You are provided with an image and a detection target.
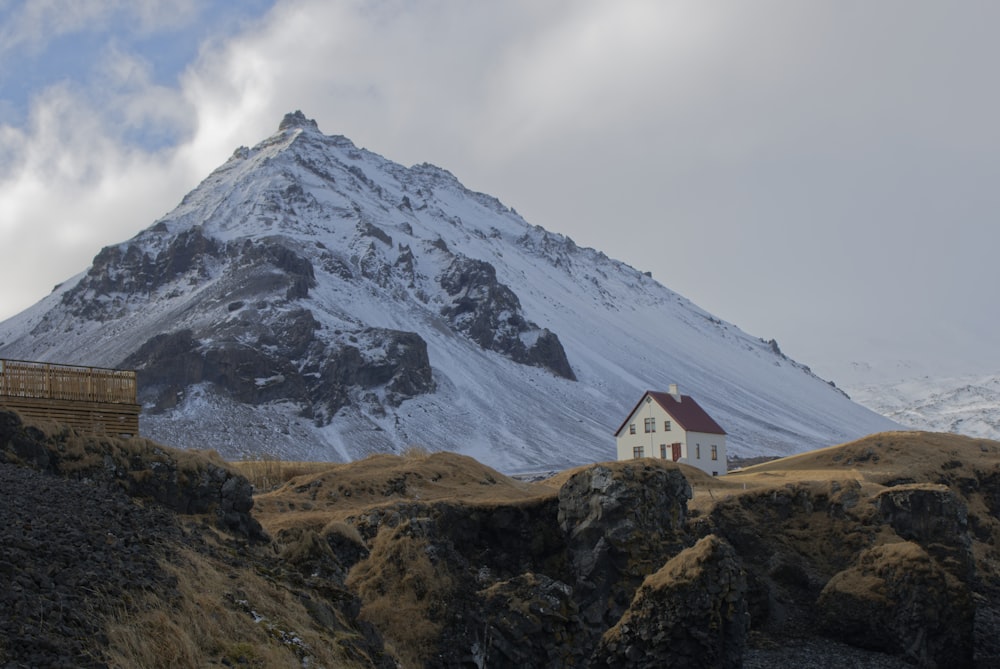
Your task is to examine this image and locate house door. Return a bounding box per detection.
[671,443,682,462]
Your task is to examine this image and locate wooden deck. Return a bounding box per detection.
[0,359,140,437]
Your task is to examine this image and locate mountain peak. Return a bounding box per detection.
[0,117,899,470]
[278,110,320,132]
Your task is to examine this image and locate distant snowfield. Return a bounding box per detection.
[845,372,1000,442]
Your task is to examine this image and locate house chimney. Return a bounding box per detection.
[669,383,681,402]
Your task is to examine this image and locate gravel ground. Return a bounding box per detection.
[0,463,180,669]
[744,635,915,669]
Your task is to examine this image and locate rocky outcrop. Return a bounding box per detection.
[0,409,264,540]
[558,461,692,633]
[818,541,974,667]
[704,479,881,638]
[808,483,978,667]
[874,484,974,580]
[698,464,993,668]
[5,422,1000,668]
[472,572,581,667]
[591,535,749,669]
[279,109,321,132]
[438,254,575,380]
[331,460,696,667]
[124,320,435,419]
[57,226,222,321]
[228,237,318,300]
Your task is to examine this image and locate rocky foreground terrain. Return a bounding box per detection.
[2,408,1000,668]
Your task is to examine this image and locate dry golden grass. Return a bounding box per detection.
[4,413,242,492]
[248,449,556,536]
[231,457,336,492]
[729,431,1000,481]
[696,431,1000,503]
[644,534,720,588]
[103,542,376,669]
[346,520,455,668]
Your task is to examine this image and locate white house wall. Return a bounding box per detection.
[685,431,727,476]
[614,398,727,475]
[614,400,687,460]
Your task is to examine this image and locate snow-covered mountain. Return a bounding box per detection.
[846,373,1000,441]
[0,111,898,471]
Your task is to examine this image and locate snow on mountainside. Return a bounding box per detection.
[0,111,898,471]
[846,373,1000,441]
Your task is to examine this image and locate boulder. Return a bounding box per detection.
[818,541,974,667]
[557,461,692,632]
[591,534,749,669]
[874,483,974,581]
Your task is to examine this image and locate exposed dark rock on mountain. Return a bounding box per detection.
[57,226,223,321]
[438,253,575,380]
[124,318,434,420]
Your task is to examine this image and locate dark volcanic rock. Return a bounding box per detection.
[474,572,581,668]
[818,541,974,668]
[0,409,265,541]
[438,254,575,380]
[0,462,178,669]
[58,226,222,320]
[229,237,318,300]
[279,109,320,131]
[557,462,692,634]
[591,535,749,669]
[874,483,974,580]
[124,318,435,418]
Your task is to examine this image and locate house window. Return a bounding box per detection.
[664,420,672,431]
[629,423,636,435]
[696,444,701,459]
[659,444,667,459]
[633,446,644,459]
[711,445,718,460]
[712,471,718,477]
[644,417,656,433]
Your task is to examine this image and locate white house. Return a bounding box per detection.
[613,385,728,476]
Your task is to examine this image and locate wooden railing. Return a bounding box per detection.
[0,359,137,405]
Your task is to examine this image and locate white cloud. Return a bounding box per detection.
[1,0,1000,381]
[0,0,199,54]
[0,82,193,313]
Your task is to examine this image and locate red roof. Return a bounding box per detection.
[614,390,726,436]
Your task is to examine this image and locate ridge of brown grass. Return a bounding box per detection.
[246,449,556,535]
[728,431,1000,484]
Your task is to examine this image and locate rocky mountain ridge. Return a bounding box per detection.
[0,111,897,469]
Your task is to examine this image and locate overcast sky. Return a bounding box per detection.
[1,0,997,385]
